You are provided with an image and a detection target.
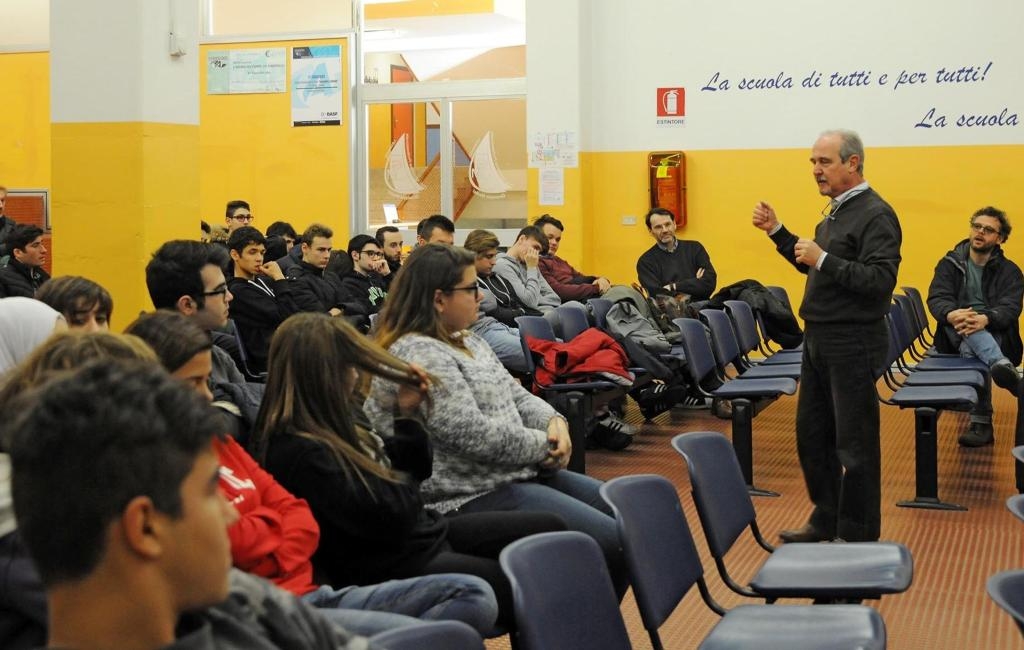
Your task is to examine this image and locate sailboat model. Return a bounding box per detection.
[384,134,424,198]
[468,131,511,198]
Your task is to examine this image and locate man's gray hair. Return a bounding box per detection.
[821,129,864,173]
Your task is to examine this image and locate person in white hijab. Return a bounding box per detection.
[0,297,65,545]
[0,297,66,375]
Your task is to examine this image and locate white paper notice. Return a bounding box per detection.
[539,168,564,206]
[291,45,342,126]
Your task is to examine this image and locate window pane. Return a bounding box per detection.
[453,98,526,230]
[367,100,439,228]
[364,45,523,84]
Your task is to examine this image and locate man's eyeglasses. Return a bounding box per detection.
[360,250,384,259]
[970,222,1000,236]
[230,214,254,223]
[202,285,229,298]
[445,284,480,297]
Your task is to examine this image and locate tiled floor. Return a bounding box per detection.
[487,383,1023,649]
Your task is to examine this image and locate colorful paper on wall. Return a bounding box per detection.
[291,45,342,127]
[539,167,564,205]
[207,48,286,94]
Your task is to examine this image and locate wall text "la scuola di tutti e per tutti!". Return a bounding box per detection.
[699,62,1017,129]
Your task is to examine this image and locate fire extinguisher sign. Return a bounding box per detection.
[656,87,686,127]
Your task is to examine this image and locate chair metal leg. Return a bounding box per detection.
[1016,391,1024,494]
[730,398,779,497]
[561,391,589,474]
[897,407,967,511]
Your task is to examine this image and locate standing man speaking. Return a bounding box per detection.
[751,130,902,543]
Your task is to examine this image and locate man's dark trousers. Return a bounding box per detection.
[797,319,888,542]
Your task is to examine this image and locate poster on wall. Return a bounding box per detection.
[539,168,564,205]
[207,48,286,94]
[291,45,343,127]
[529,130,578,168]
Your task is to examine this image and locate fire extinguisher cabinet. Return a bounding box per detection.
[648,151,686,227]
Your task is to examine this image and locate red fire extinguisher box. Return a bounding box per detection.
[648,151,686,227]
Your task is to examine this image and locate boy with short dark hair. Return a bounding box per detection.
[4,359,369,649]
[0,224,49,298]
[226,226,303,374]
[339,234,389,322]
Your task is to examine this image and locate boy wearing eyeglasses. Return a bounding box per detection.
[339,234,389,327]
[225,199,253,234]
[927,206,1023,447]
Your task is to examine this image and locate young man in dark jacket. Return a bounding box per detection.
[927,206,1023,446]
[0,224,49,298]
[339,234,389,320]
[226,227,304,374]
[285,223,346,317]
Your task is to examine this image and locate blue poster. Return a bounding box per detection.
[291,45,342,127]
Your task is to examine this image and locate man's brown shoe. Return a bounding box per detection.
[778,523,831,543]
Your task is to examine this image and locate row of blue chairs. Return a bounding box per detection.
[515,300,665,471]
[879,292,986,511]
[985,446,1024,640]
[500,432,913,650]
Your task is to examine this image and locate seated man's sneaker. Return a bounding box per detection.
[958,421,995,448]
[634,382,687,420]
[588,413,635,451]
[676,395,712,410]
[989,358,1021,396]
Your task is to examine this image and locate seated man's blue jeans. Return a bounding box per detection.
[959,329,1006,422]
[302,573,498,637]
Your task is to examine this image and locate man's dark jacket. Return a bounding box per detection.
[0,259,49,298]
[927,238,1023,365]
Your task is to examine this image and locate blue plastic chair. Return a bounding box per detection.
[1006,494,1024,524]
[516,315,628,471]
[556,302,591,340]
[724,300,802,365]
[674,317,796,496]
[499,531,631,650]
[371,620,484,650]
[600,474,887,650]
[901,286,937,345]
[672,431,914,602]
[987,570,1024,638]
[879,305,980,511]
[700,309,800,380]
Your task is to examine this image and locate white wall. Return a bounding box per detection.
[51,0,199,124]
[576,0,1024,150]
[0,0,48,50]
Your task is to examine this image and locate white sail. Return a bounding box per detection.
[468,131,511,198]
[384,134,424,197]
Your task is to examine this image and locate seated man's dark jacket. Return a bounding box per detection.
[927,238,1024,364]
[0,531,45,650]
[636,239,717,300]
[338,270,388,317]
[479,273,537,325]
[0,260,49,298]
[382,258,401,290]
[286,261,346,314]
[0,217,16,260]
[226,275,304,373]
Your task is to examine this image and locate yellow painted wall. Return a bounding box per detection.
[199,38,350,241]
[52,122,198,327]
[539,145,1024,323]
[0,52,50,188]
